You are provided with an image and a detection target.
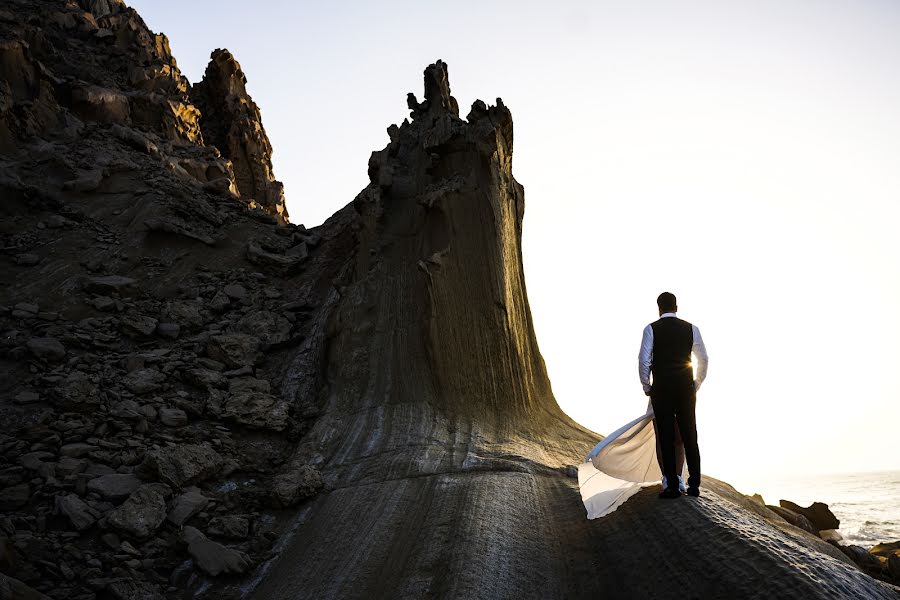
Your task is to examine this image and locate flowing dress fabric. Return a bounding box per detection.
[578,401,661,519]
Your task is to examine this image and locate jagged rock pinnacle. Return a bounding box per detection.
[192,49,288,224]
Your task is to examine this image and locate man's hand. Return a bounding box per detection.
[643,384,652,396]
[693,380,701,393]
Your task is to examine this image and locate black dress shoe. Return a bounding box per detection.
[658,487,682,499]
[686,487,700,497]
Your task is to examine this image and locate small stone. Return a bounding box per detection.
[183,526,250,576]
[185,368,228,390]
[167,488,208,526]
[122,368,165,394]
[26,337,66,361]
[207,334,261,369]
[100,532,120,549]
[222,284,247,300]
[55,494,96,531]
[209,291,230,312]
[87,473,143,502]
[110,399,142,419]
[55,457,87,478]
[92,296,117,312]
[13,391,40,404]
[207,515,249,540]
[46,214,68,228]
[159,408,188,427]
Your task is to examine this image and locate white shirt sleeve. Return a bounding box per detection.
[638,324,653,393]
[691,324,709,392]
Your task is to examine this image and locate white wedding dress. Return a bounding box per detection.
[578,400,685,519]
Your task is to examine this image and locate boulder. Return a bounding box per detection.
[222,284,247,300]
[207,334,261,369]
[141,444,223,488]
[166,488,208,526]
[207,515,249,540]
[122,368,165,394]
[120,314,159,338]
[87,473,143,502]
[106,483,170,539]
[840,545,882,572]
[236,310,292,348]
[889,554,900,581]
[53,371,100,410]
[767,505,818,535]
[271,465,323,508]
[54,494,96,530]
[182,526,251,576]
[778,500,840,531]
[25,337,66,361]
[819,529,843,544]
[185,368,229,390]
[870,541,900,557]
[222,391,288,431]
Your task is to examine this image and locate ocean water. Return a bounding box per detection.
[731,470,900,548]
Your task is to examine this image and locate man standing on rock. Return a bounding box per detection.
[639,292,709,499]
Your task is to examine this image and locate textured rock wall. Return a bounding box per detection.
[192,49,288,224]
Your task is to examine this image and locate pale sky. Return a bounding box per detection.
[130,0,900,489]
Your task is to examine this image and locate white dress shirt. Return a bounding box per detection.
[638,312,708,394]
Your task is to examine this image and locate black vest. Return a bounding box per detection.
[650,316,694,389]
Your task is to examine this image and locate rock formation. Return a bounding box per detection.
[192,49,288,224]
[1,1,898,599]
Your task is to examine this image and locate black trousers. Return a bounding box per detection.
[651,384,700,490]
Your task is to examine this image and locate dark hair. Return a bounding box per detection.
[657,292,677,312]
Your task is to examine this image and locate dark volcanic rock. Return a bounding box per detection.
[183,526,251,576]
[106,483,170,539]
[141,444,223,488]
[193,49,288,223]
[87,473,143,502]
[1,2,897,596]
[779,500,841,531]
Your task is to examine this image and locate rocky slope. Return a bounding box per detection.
[0,1,898,599]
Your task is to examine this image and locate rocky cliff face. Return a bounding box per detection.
[192,49,288,224]
[1,2,898,600]
[0,0,285,224]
